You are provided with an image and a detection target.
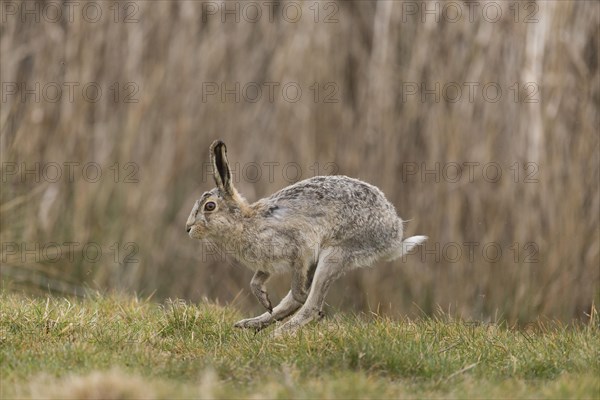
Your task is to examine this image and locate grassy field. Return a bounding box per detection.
[1,293,598,399]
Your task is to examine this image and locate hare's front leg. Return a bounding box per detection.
[249,270,272,312]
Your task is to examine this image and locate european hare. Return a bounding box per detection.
[187,140,427,336]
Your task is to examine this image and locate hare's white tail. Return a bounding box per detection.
[386,235,428,261]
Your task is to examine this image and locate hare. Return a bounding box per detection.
[186,140,427,336]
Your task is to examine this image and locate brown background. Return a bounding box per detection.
[1,0,598,323]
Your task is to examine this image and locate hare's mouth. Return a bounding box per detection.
[187,225,205,240]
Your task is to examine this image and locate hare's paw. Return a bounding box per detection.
[250,271,273,313]
[234,315,272,331]
[257,290,273,313]
[272,308,322,338]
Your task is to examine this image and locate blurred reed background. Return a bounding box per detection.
[1,0,598,323]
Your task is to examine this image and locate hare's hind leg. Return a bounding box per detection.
[234,291,302,330]
[273,248,345,337]
[234,263,317,331]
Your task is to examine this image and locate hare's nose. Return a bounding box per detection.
[186,223,192,233]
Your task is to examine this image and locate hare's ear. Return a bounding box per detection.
[210,140,234,196]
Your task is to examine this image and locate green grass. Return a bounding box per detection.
[1,293,598,399]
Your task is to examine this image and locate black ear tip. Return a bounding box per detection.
[210,139,227,153]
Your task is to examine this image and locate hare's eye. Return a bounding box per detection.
[204,201,216,212]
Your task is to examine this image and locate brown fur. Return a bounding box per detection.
[187,140,426,335]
